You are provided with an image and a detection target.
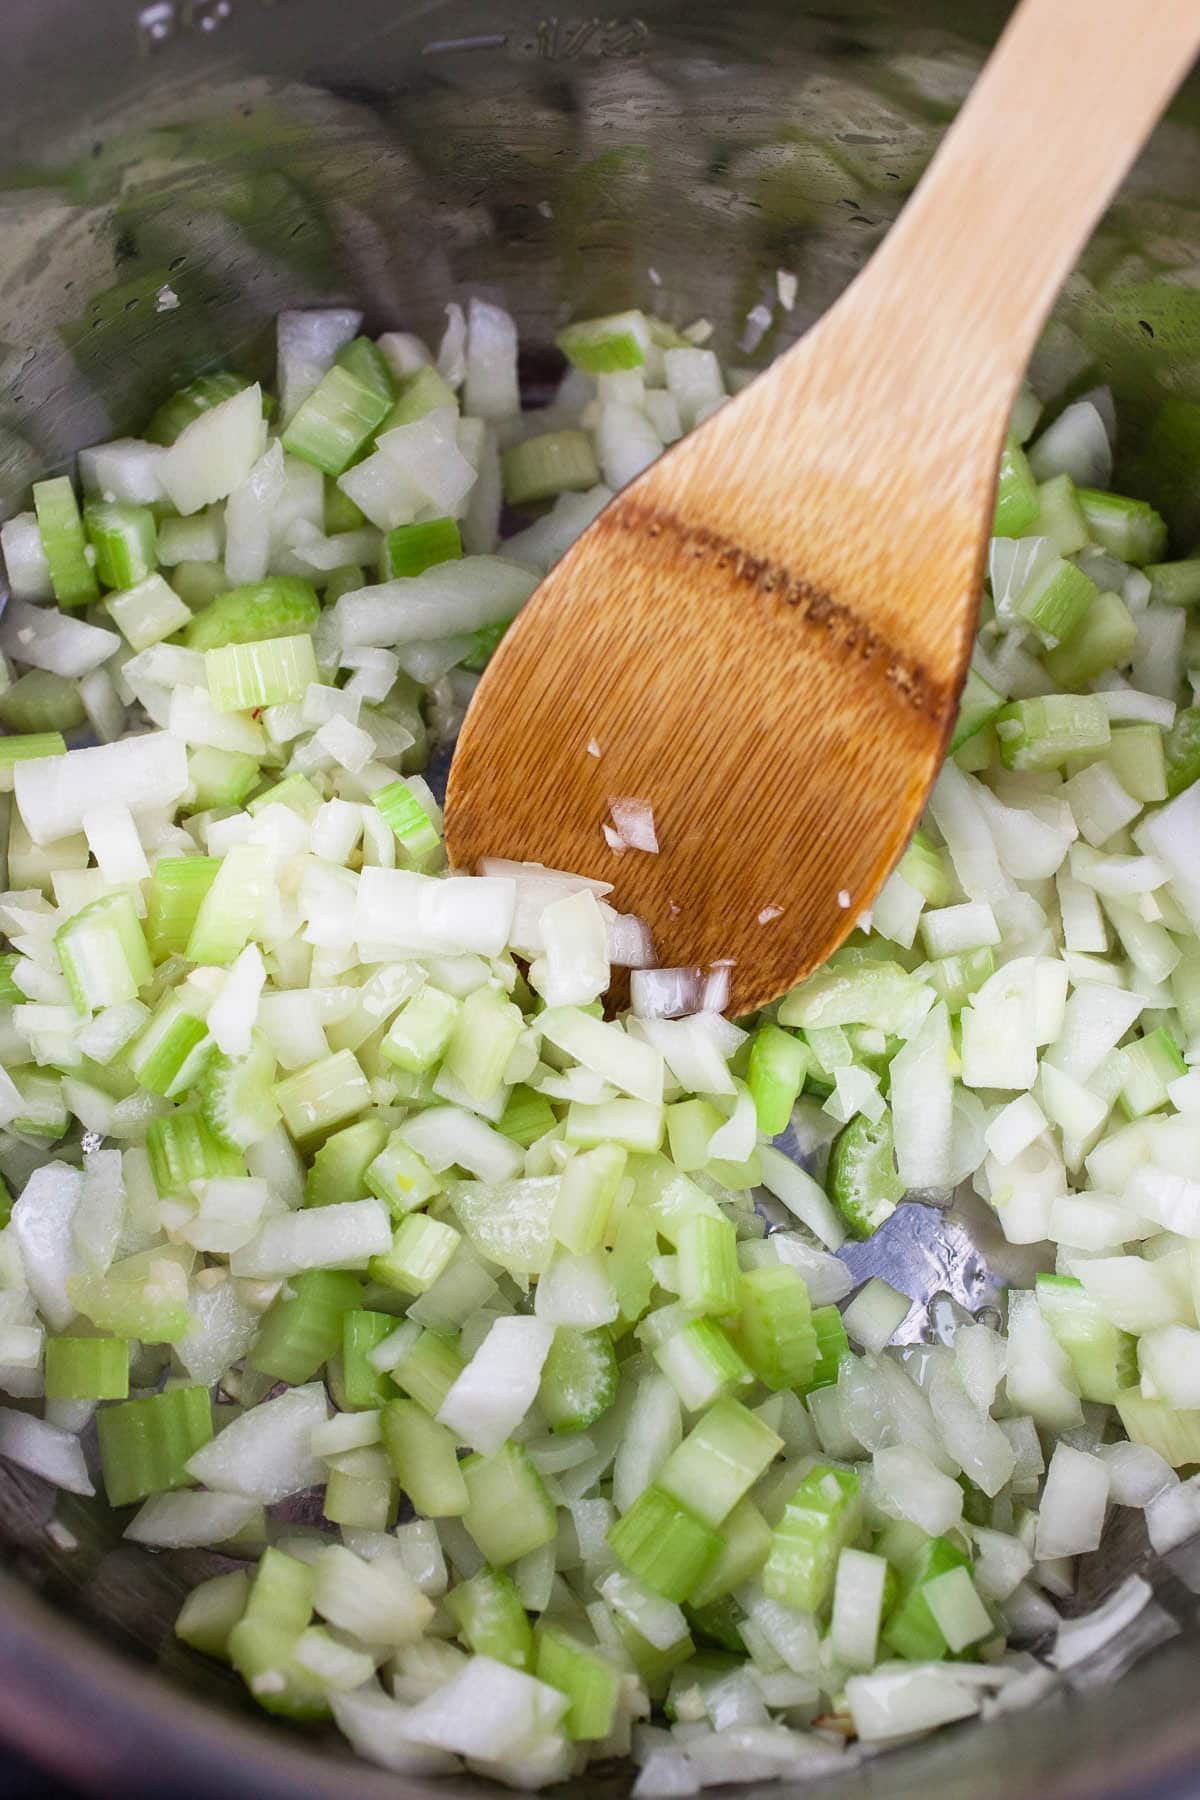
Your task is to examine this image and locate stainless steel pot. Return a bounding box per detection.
[2,2,1200,1793]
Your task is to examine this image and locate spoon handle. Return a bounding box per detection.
[831,0,1200,417]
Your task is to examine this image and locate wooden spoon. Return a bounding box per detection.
[447,0,1200,1015]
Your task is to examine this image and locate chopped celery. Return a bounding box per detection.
[1163,705,1200,796]
[206,634,318,712]
[0,671,85,733]
[445,1568,533,1670]
[341,1309,399,1410]
[147,857,221,960]
[249,1270,363,1384]
[538,1326,619,1432]
[44,1336,129,1401]
[33,476,99,607]
[501,431,600,506]
[826,1110,905,1239]
[1043,590,1137,688]
[184,578,320,650]
[1077,488,1167,564]
[55,892,153,1011]
[307,1118,390,1208]
[84,501,157,589]
[992,438,1039,536]
[745,1024,809,1136]
[536,1624,620,1740]
[378,517,462,580]
[372,780,444,870]
[1036,1273,1137,1403]
[461,1441,557,1565]
[282,365,391,476]
[608,1486,724,1603]
[381,1397,469,1516]
[763,1465,861,1613]
[369,1212,460,1296]
[995,694,1110,769]
[96,1386,213,1506]
[735,1267,817,1391]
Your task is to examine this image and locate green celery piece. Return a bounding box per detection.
[677,1212,740,1317]
[607,1485,724,1603]
[147,1112,246,1197]
[341,1309,398,1410]
[33,474,100,609]
[306,1117,390,1208]
[538,1327,619,1433]
[1107,724,1167,804]
[146,371,250,446]
[992,438,1039,536]
[84,501,157,589]
[186,746,262,812]
[501,431,600,506]
[1145,558,1200,608]
[763,1465,861,1613]
[0,673,85,734]
[382,365,457,428]
[1117,1027,1186,1120]
[380,1398,469,1517]
[96,1386,213,1506]
[461,1441,558,1566]
[1043,590,1137,689]
[882,1534,973,1661]
[687,1499,773,1607]
[146,857,221,960]
[175,1569,250,1662]
[1036,1273,1137,1403]
[657,1398,783,1530]
[55,891,153,1012]
[826,1110,905,1239]
[1115,1387,1200,1468]
[249,1269,363,1384]
[1163,706,1200,797]
[1028,473,1088,556]
[735,1266,817,1390]
[325,478,367,534]
[199,1034,280,1152]
[1076,487,1167,564]
[746,1023,809,1137]
[282,364,391,476]
[535,1624,620,1741]
[498,1085,557,1148]
[372,780,443,871]
[184,578,320,650]
[228,1549,328,1721]
[994,694,1109,770]
[445,1568,533,1670]
[0,734,67,779]
[556,311,648,373]
[378,517,462,581]
[369,1213,460,1297]
[805,1305,850,1392]
[897,827,952,905]
[67,1245,194,1343]
[246,772,323,819]
[205,634,318,711]
[365,1131,442,1216]
[44,1336,129,1400]
[391,1328,464,1415]
[926,945,995,1013]
[334,335,397,402]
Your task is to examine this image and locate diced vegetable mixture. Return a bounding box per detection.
[0,296,1198,1790]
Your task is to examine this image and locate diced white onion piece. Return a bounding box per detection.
[276,308,362,422]
[336,557,538,648]
[0,1409,94,1495]
[0,597,120,679]
[160,383,268,515]
[437,1316,554,1455]
[230,1201,392,1278]
[15,733,188,846]
[186,1381,329,1501]
[125,1490,261,1548]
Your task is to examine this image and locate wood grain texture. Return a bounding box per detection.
[447,0,1200,1014]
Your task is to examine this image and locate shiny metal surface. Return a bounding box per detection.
[2,0,1200,1793]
